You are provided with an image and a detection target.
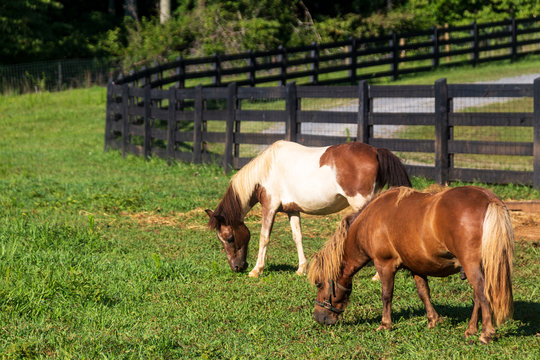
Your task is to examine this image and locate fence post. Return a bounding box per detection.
[533,77,540,190]
[167,87,176,164]
[434,78,449,185]
[224,82,237,173]
[175,56,185,88]
[357,80,370,144]
[310,42,319,85]
[510,17,517,61]
[151,61,159,85]
[57,62,62,91]
[247,50,256,86]
[143,85,152,159]
[193,84,203,163]
[349,37,358,84]
[391,32,399,81]
[285,82,298,142]
[431,26,439,69]
[213,53,221,87]
[104,79,113,151]
[278,45,287,86]
[121,84,129,158]
[471,22,479,66]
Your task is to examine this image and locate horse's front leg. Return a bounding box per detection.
[375,262,396,331]
[288,212,307,275]
[248,208,276,278]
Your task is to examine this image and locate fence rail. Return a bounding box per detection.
[0,58,114,93]
[104,78,540,189]
[113,16,540,89]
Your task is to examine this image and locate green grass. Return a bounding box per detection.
[0,59,539,358]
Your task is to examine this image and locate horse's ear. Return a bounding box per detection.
[205,209,225,225]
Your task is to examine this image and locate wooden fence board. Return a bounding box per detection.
[449,140,532,155]
[449,112,533,126]
[298,111,357,124]
[450,168,532,185]
[370,113,434,126]
[235,110,285,122]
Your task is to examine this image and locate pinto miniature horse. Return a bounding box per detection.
[206,140,411,278]
[308,186,514,344]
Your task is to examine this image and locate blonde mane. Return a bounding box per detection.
[395,184,449,206]
[230,142,279,211]
[308,214,357,285]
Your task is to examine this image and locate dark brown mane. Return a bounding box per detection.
[207,185,244,229]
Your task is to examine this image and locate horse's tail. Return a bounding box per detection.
[308,213,358,285]
[376,148,412,189]
[482,201,514,326]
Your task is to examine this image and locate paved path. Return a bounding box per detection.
[263,73,540,138]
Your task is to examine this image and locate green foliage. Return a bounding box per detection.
[3,0,540,68]
[0,0,119,64]
[108,0,540,70]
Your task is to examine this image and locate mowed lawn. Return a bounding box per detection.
[0,73,539,358]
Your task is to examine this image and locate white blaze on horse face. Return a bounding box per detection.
[216,226,234,262]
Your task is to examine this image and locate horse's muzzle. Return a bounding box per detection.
[313,310,338,326]
[230,261,248,272]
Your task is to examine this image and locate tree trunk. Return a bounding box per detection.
[108,0,115,15]
[160,0,171,23]
[125,0,137,19]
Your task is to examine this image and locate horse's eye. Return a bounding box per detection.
[315,282,322,289]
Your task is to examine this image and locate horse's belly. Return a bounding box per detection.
[293,195,350,215]
[402,254,462,277]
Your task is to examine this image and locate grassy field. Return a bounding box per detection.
[0,60,539,359]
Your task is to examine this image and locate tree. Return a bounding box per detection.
[160,0,171,23]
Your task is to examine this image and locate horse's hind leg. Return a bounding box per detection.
[288,212,307,275]
[412,274,440,328]
[463,265,496,344]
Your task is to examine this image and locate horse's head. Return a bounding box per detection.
[313,279,352,325]
[205,209,250,272]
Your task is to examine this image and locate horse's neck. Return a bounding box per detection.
[341,223,371,281]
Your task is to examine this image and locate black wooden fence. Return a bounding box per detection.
[113,17,540,88]
[104,78,540,189]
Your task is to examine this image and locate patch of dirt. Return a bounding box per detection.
[505,201,540,241]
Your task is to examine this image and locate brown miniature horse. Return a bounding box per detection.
[206,140,411,277]
[308,186,514,344]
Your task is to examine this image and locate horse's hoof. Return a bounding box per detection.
[248,270,259,278]
[464,327,477,338]
[479,334,492,344]
[371,272,380,281]
[296,264,307,275]
[376,324,391,331]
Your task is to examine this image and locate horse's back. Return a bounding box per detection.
[358,186,495,276]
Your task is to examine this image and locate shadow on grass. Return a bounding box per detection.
[343,301,539,337]
[266,264,298,273]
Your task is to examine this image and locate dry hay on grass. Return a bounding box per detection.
[116,201,540,242]
[121,208,208,230]
[505,201,540,242]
